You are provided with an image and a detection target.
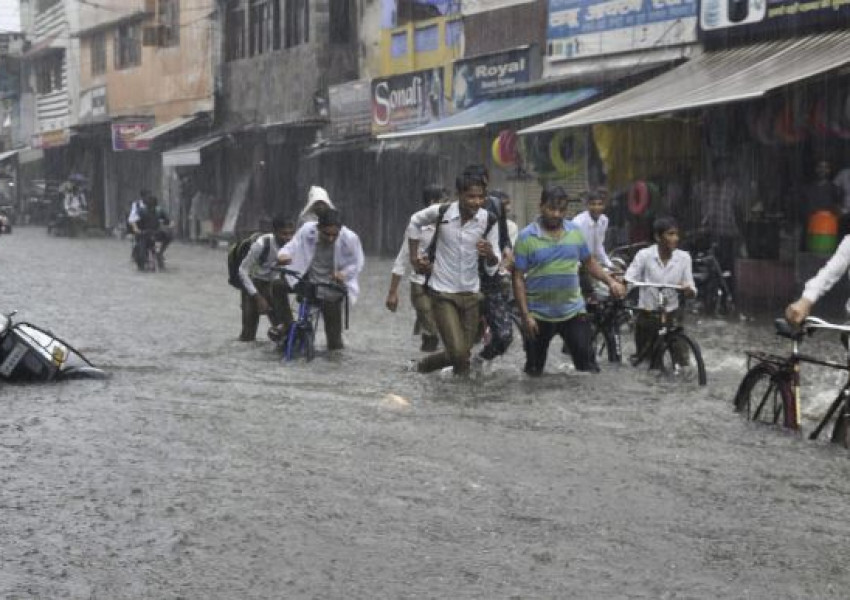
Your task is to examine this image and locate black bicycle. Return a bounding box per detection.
[733,316,850,447]
[627,281,707,385]
[274,268,348,362]
[588,297,633,363]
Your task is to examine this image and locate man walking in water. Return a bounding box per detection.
[407,171,500,375]
[513,185,625,376]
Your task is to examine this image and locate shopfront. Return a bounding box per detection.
[522,24,850,316]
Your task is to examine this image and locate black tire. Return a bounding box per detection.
[289,324,315,361]
[734,363,795,427]
[591,322,622,363]
[653,332,707,385]
[830,404,850,448]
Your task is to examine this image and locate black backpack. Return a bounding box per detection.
[227,232,272,291]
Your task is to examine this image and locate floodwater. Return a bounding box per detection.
[1,227,849,599]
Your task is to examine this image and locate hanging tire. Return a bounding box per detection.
[548,129,585,179]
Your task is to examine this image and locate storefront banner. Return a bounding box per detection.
[452,47,533,110]
[31,129,69,149]
[461,0,536,14]
[547,0,698,61]
[111,121,153,151]
[372,68,446,135]
[700,0,850,36]
[329,80,373,139]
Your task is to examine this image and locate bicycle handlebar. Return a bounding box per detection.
[775,316,850,341]
[625,280,685,291]
[272,266,349,296]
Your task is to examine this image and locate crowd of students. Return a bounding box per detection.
[235,166,706,376]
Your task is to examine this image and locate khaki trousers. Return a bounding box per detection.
[417,291,481,375]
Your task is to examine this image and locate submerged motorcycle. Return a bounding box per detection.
[0,311,108,381]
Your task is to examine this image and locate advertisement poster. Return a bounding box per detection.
[700,0,850,36]
[461,0,536,14]
[547,0,698,61]
[329,80,373,139]
[111,121,153,151]
[372,67,446,135]
[452,47,533,110]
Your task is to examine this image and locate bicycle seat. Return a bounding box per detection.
[774,318,798,339]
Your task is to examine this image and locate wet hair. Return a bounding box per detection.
[422,184,448,207]
[540,185,569,207]
[461,164,490,185]
[272,214,295,231]
[455,171,487,193]
[587,188,607,203]
[318,208,343,228]
[653,216,679,239]
[140,188,151,199]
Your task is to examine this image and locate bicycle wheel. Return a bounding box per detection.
[733,363,794,427]
[287,324,314,361]
[653,332,707,385]
[591,322,622,363]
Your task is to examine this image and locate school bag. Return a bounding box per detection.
[227,232,272,291]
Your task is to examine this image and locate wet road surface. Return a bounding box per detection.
[1,227,849,599]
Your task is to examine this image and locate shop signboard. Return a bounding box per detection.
[329,80,372,139]
[111,120,153,151]
[547,0,699,61]
[700,0,850,37]
[31,128,69,149]
[452,47,534,111]
[371,67,446,135]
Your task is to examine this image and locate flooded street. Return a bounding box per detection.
[2,227,850,599]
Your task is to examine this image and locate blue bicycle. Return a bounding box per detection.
[274,268,348,362]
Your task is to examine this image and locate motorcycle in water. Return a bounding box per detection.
[0,311,108,381]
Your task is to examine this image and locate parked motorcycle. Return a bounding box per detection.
[692,243,735,317]
[0,311,108,381]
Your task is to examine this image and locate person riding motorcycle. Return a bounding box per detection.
[128,195,172,268]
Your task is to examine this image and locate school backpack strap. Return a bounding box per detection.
[423,203,451,287]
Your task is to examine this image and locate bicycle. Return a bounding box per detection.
[274,268,348,362]
[733,316,850,447]
[626,280,707,385]
[588,297,633,363]
[133,230,163,272]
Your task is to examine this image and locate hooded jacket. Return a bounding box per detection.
[298,186,337,225]
[278,221,365,304]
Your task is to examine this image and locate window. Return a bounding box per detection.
[272,0,281,50]
[414,24,438,52]
[226,5,246,61]
[249,0,269,56]
[36,53,63,94]
[284,0,309,48]
[390,31,407,58]
[36,0,60,13]
[91,32,106,75]
[114,22,141,69]
[329,0,351,44]
[158,0,181,47]
[445,18,462,47]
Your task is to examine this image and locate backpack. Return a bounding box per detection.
[227,232,272,291]
[423,204,497,286]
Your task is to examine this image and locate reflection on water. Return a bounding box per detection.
[1,228,849,599]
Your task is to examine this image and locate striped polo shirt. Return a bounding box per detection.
[514,219,590,321]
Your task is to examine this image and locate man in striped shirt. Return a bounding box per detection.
[513,185,625,376]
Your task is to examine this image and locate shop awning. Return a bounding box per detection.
[134,115,200,142]
[161,136,223,167]
[521,30,850,134]
[0,150,20,164]
[377,88,599,140]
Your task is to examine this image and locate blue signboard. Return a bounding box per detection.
[452,47,533,110]
[547,0,698,60]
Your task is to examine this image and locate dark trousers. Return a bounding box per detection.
[479,280,513,360]
[240,278,293,341]
[524,314,596,376]
[321,299,344,351]
[418,291,481,375]
[634,309,688,366]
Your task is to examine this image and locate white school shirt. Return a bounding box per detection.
[802,235,850,313]
[406,201,499,294]
[238,233,283,296]
[625,245,695,312]
[391,224,436,286]
[572,210,612,268]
